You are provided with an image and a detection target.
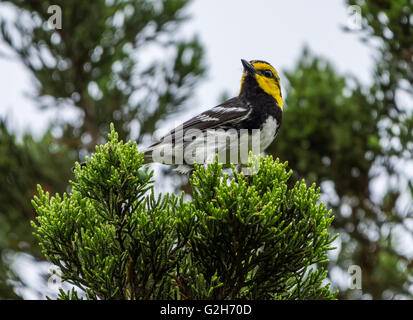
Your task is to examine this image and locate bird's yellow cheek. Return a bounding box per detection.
[256,76,283,109]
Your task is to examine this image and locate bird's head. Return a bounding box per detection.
[239,59,283,109]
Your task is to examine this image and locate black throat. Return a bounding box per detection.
[237,74,282,130]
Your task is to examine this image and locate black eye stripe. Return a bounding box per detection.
[263,69,274,78]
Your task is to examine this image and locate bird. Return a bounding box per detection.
[143,59,283,174]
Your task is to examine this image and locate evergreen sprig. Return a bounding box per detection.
[31,124,337,299]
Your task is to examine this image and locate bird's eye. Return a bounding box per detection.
[263,69,274,78]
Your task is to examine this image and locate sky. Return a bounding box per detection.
[0,0,386,298]
[0,0,375,137]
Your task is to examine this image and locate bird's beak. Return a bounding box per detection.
[241,59,256,74]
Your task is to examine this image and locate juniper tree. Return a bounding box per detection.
[31,125,337,300]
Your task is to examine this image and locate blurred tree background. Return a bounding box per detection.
[271,0,413,299]
[0,0,412,299]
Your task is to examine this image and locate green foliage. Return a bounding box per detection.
[0,121,75,248]
[273,48,381,193]
[345,1,413,299]
[31,126,337,300]
[272,48,413,299]
[269,0,413,299]
[0,0,205,298]
[0,120,76,298]
[347,0,413,158]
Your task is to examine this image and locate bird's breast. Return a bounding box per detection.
[259,116,279,151]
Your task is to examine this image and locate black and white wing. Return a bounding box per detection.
[146,97,250,149]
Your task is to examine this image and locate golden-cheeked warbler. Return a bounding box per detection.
[143,59,283,174]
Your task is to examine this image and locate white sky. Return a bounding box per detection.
[0,0,375,136]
